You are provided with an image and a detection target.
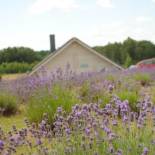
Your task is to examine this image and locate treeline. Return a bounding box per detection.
[0,37,155,74]
[0,47,50,74]
[0,47,49,64]
[94,37,155,67]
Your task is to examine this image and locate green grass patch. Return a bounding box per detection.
[117,90,139,111]
[0,113,25,132]
[133,73,151,86]
[27,84,80,123]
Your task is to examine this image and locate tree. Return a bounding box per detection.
[94,37,155,67]
[124,54,132,68]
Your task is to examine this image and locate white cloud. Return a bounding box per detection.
[136,16,153,23]
[29,0,78,14]
[152,0,155,3]
[96,0,114,8]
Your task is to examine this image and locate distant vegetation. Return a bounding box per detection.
[0,47,49,73]
[94,37,155,67]
[0,62,37,74]
[0,37,155,74]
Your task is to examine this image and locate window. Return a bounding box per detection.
[80,64,89,68]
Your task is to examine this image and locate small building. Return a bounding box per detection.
[136,58,155,69]
[30,35,123,76]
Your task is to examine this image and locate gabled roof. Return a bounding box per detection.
[30,37,124,75]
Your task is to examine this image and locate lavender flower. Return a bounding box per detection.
[141,147,149,155]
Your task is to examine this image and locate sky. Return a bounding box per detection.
[0,0,155,50]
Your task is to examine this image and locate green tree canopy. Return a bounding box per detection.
[0,47,49,64]
[94,37,155,68]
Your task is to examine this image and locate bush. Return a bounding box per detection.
[0,62,37,74]
[27,84,79,123]
[117,90,139,112]
[133,73,151,86]
[0,92,18,116]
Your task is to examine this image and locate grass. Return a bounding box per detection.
[1,73,26,80]
[27,84,80,123]
[0,105,26,131]
[0,113,25,132]
[117,90,139,111]
[133,73,151,86]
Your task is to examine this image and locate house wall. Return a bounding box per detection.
[34,42,119,75]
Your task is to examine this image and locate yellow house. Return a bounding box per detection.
[30,36,123,76]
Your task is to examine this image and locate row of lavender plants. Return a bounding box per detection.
[0,66,155,154]
[0,94,155,154]
[1,66,154,118]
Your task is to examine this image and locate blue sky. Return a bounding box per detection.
[0,0,155,50]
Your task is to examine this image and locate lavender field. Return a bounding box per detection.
[0,67,155,155]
